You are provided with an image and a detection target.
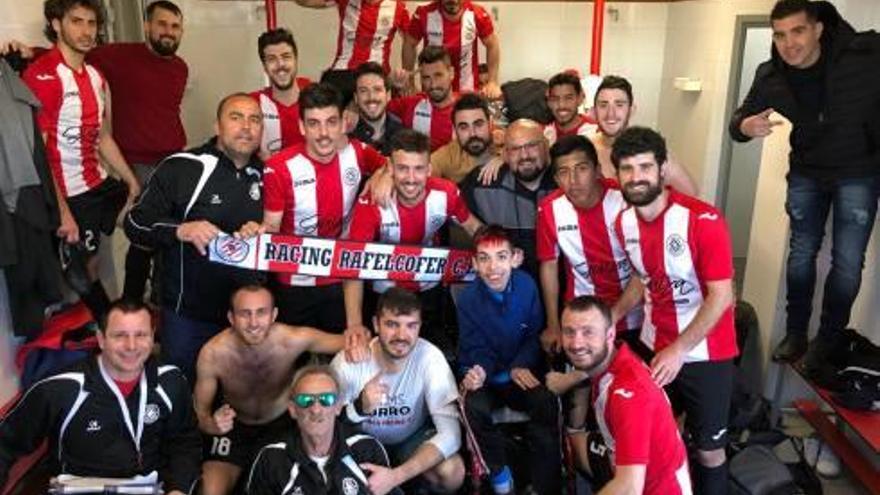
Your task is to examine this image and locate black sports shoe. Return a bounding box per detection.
[771,333,808,363]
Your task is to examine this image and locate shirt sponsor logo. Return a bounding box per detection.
[557,224,578,232]
[294,177,316,188]
[63,91,80,99]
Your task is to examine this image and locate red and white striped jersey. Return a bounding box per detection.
[331,0,410,73]
[23,47,107,198]
[592,345,693,495]
[387,94,455,151]
[407,1,494,92]
[263,140,386,286]
[543,114,598,146]
[348,177,471,292]
[536,180,641,330]
[614,190,739,362]
[249,78,311,158]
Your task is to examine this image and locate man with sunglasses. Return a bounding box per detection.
[246,365,397,494]
[332,287,465,495]
[194,284,367,495]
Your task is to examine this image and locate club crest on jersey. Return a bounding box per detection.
[214,236,250,263]
[666,234,685,257]
[144,404,161,425]
[249,182,261,201]
[344,167,360,187]
[342,478,359,495]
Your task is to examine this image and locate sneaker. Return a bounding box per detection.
[802,436,841,478]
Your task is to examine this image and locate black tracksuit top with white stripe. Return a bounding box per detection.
[246,422,403,495]
[124,139,265,324]
[0,356,201,493]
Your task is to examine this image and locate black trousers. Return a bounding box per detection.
[464,383,562,493]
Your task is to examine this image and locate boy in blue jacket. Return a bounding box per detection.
[457,225,561,494]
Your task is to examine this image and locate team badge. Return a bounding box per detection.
[344,168,360,187]
[144,404,161,425]
[249,182,261,201]
[214,236,250,263]
[342,477,359,495]
[429,215,446,230]
[666,234,685,257]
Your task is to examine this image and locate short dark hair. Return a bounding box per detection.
[320,69,357,109]
[101,298,152,334]
[472,224,513,251]
[299,82,344,119]
[550,135,599,171]
[548,71,583,95]
[44,0,105,43]
[229,283,274,311]
[562,295,612,330]
[355,62,391,91]
[595,75,633,106]
[610,126,668,170]
[390,129,431,156]
[216,92,255,120]
[258,28,298,62]
[376,287,422,318]
[453,92,490,123]
[145,0,181,20]
[418,45,452,67]
[770,0,818,22]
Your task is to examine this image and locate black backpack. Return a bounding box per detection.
[501,78,553,125]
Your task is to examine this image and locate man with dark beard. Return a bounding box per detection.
[350,62,404,156]
[461,119,557,279]
[611,127,738,495]
[86,1,188,302]
[249,28,311,158]
[388,46,457,151]
[431,92,501,184]
[561,296,692,495]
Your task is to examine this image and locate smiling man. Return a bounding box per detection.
[332,288,465,495]
[250,28,311,158]
[561,296,692,495]
[611,127,738,495]
[729,0,880,371]
[194,285,362,495]
[0,299,200,494]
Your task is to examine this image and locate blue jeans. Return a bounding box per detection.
[785,172,879,338]
[160,308,223,384]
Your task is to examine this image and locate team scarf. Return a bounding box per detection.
[208,233,476,282]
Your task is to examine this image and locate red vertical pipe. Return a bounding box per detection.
[590,0,606,75]
[265,0,277,30]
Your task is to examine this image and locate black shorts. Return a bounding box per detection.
[275,283,346,332]
[666,359,735,451]
[66,178,128,254]
[204,413,294,468]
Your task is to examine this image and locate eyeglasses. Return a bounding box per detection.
[506,140,542,155]
[292,392,338,409]
[555,162,595,181]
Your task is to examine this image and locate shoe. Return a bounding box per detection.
[803,335,837,373]
[802,436,841,478]
[772,333,808,363]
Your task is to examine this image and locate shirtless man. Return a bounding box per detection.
[194,284,366,495]
[590,75,698,196]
